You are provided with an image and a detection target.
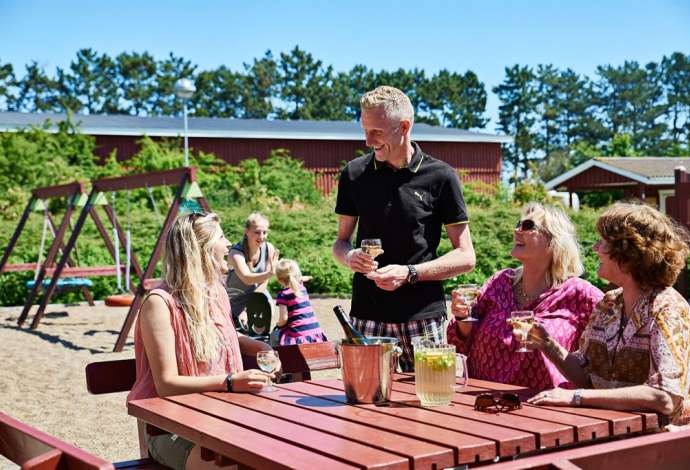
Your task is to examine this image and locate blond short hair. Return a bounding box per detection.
[513,203,584,288]
[360,86,414,124]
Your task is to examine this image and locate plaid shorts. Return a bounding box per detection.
[351,316,445,372]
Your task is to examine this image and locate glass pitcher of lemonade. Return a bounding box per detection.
[414,343,468,407]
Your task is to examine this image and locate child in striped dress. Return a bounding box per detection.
[274,259,328,345]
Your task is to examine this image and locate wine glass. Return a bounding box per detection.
[453,284,480,322]
[256,350,281,392]
[361,238,383,258]
[510,310,535,353]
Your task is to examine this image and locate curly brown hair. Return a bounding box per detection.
[596,203,690,288]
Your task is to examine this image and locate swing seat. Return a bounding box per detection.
[25,277,93,291]
[246,291,272,340]
[105,293,135,307]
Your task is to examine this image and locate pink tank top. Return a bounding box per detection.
[127,284,243,402]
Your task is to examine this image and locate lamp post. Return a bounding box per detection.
[174,78,196,167]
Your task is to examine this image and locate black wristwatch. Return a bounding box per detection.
[225,373,234,392]
[406,265,418,285]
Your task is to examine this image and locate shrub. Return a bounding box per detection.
[512,181,551,204]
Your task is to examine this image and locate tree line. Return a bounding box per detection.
[0,46,487,129]
[1,47,689,182]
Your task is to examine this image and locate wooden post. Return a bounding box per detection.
[46,212,95,306]
[0,197,34,274]
[25,195,86,328]
[19,202,78,327]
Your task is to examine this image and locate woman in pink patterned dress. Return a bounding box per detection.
[128,212,274,470]
[448,203,603,391]
[522,203,690,427]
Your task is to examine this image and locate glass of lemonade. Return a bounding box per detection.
[256,350,281,392]
[414,343,468,407]
[453,284,480,322]
[510,310,535,353]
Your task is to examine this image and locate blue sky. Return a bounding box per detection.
[1,0,689,128]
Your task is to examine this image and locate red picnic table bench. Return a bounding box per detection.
[126,373,670,469]
[0,411,114,470]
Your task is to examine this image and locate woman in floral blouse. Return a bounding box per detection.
[522,203,690,426]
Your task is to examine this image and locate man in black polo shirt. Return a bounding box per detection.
[332,85,476,371]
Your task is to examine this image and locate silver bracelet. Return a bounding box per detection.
[572,388,583,406]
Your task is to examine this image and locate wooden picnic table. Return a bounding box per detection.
[127,374,665,469]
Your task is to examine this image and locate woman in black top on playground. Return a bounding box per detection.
[225,212,279,332]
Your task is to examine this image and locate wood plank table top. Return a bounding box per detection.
[128,376,664,469]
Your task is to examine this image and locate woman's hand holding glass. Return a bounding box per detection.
[508,318,551,351]
[228,369,274,393]
[256,350,282,392]
[452,284,480,322]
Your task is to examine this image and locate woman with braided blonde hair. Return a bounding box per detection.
[128,212,273,469]
[520,203,690,427]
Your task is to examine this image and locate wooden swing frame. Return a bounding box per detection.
[16,167,209,352]
[0,182,98,306]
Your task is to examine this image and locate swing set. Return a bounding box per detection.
[0,182,98,305]
[9,167,209,352]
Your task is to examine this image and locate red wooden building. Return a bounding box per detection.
[545,157,690,212]
[0,112,511,193]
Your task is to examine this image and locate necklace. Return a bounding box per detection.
[514,280,546,308]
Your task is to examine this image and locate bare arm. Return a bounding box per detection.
[418,223,475,281]
[529,384,680,416]
[276,304,289,327]
[367,222,476,291]
[511,322,591,387]
[237,334,272,356]
[578,386,680,415]
[540,334,593,388]
[229,243,278,286]
[140,295,270,395]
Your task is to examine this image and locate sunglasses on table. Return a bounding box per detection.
[474,393,521,413]
[515,219,541,232]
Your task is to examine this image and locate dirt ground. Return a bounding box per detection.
[0,297,363,468]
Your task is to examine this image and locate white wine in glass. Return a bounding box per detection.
[361,238,383,258]
[256,350,281,392]
[510,310,535,353]
[454,284,480,322]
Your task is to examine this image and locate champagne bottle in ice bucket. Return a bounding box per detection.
[333,305,371,344]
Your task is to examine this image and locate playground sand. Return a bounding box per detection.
[0,298,358,467]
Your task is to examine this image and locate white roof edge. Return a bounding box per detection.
[545,160,597,189]
[545,159,666,189]
[648,177,675,184]
[0,124,513,144]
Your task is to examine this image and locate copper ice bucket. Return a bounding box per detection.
[339,337,402,404]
